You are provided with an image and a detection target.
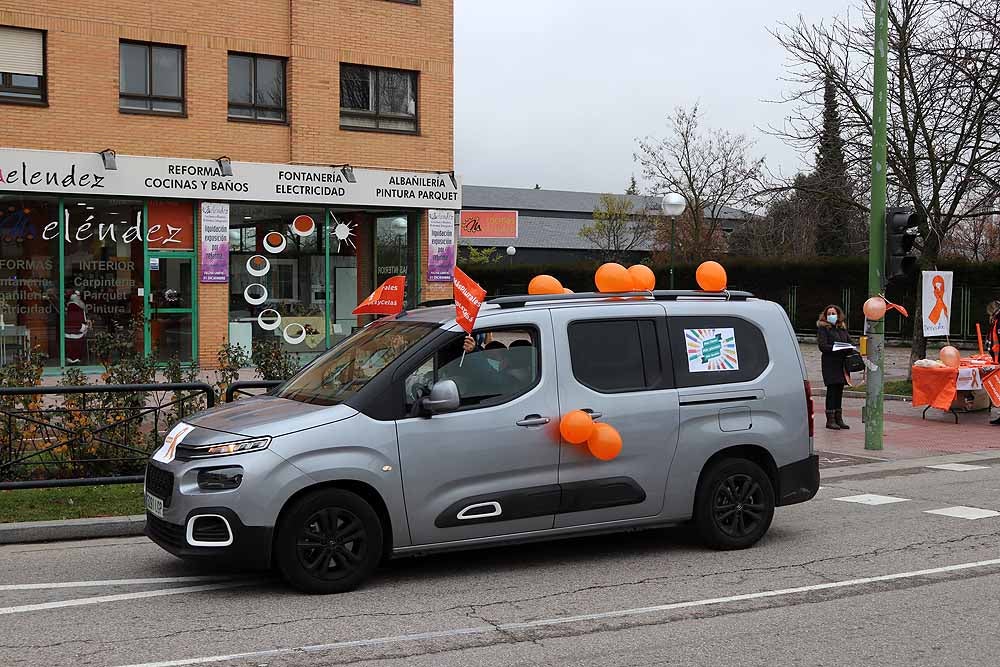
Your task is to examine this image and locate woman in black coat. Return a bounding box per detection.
[817,304,853,430]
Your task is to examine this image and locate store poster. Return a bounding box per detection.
[428,209,456,282]
[200,202,230,283]
[685,328,739,373]
[922,271,953,337]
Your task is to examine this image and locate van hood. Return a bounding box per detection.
[184,395,358,438]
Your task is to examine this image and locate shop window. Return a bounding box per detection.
[229,205,329,363]
[0,27,45,104]
[119,41,184,115]
[374,214,417,307]
[228,53,286,122]
[0,195,59,366]
[340,64,418,133]
[62,199,145,366]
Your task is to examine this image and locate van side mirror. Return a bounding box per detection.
[421,380,460,415]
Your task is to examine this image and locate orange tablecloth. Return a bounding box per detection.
[911,366,960,411]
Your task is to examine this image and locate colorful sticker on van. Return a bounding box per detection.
[685,328,739,373]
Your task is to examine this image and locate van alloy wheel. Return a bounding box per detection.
[712,473,765,539]
[296,507,368,581]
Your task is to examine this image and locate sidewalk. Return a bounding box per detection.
[815,397,1000,461]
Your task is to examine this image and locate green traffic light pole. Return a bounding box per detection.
[865,0,889,451]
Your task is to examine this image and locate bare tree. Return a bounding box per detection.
[941,213,1000,261]
[773,0,1000,363]
[579,194,655,263]
[728,174,819,257]
[636,104,765,261]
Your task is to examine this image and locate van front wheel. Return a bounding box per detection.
[694,458,774,550]
[275,488,383,594]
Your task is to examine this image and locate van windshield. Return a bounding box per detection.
[276,320,436,406]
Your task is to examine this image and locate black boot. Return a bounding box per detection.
[835,410,850,429]
[826,411,841,430]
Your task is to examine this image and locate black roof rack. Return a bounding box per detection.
[488,290,754,309]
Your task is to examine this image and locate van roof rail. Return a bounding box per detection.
[488,290,754,309]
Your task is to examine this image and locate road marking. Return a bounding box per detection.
[924,506,1000,520]
[925,463,990,472]
[0,576,232,592]
[114,557,1000,667]
[833,493,910,505]
[0,580,260,615]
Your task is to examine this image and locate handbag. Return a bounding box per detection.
[844,351,865,374]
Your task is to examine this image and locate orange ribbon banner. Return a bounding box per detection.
[353,276,406,316]
[928,274,948,324]
[983,370,1000,407]
[453,266,486,334]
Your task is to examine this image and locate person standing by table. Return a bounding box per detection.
[987,300,1000,425]
[817,304,853,430]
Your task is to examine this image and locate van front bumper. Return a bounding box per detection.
[145,507,273,570]
[776,455,820,506]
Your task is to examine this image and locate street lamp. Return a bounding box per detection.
[506,245,516,268]
[661,193,686,290]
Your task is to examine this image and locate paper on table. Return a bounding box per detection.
[833,342,857,351]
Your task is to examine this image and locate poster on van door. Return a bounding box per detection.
[685,328,739,373]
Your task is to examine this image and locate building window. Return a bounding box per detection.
[119,41,184,115]
[340,64,417,133]
[228,53,286,122]
[0,27,45,104]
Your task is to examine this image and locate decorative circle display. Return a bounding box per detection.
[263,231,287,254]
[331,216,357,252]
[291,215,316,237]
[282,322,307,345]
[257,309,281,331]
[243,283,269,306]
[246,255,270,277]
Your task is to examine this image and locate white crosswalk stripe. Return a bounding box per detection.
[925,463,991,472]
[924,506,1000,520]
[833,494,910,506]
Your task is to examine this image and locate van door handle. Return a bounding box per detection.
[516,415,550,427]
[583,409,603,420]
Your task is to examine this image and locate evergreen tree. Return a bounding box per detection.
[625,176,640,195]
[812,74,855,256]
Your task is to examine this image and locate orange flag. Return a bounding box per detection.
[353,276,406,316]
[453,266,486,334]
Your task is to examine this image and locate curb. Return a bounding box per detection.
[812,388,911,402]
[0,514,146,545]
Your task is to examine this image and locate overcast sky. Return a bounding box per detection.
[455,0,855,194]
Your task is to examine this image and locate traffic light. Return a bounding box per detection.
[885,207,922,282]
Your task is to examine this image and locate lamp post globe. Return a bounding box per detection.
[661,193,686,290]
[506,246,516,256]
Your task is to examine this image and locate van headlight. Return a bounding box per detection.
[177,437,272,460]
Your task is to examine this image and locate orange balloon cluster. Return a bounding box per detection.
[695,261,727,292]
[594,263,657,293]
[558,410,624,461]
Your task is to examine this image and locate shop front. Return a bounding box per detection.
[0,148,461,371]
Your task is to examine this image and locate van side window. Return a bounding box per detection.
[404,327,540,414]
[568,319,663,393]
[667,316,769,388]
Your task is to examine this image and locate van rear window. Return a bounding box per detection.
[668,316,769,388]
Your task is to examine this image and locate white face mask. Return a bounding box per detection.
[827,314,838,325]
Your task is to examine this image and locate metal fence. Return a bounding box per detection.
[224,380,283,403]
[0,383,214,490]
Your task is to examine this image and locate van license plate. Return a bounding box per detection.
[145,492,164,518]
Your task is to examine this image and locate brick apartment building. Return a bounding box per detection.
[0,0,459,372]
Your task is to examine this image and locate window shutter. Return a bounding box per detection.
[0,27,44,76]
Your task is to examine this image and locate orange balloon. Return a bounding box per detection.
[695,261,727,292]
[628,264,656,291]
[528,274,563,295]
[559,410,595,445]
[939,345,961,368]
[863,297,887,321]
[595,263,633,293]
[587,423,623,461]
[563,287,574,294]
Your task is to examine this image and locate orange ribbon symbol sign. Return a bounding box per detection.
[928,275,948,324]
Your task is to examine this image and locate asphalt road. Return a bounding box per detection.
[3,456,1000,667]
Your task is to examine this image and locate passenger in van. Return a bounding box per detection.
[817,305,853,430]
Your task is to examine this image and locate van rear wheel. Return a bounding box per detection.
[694,458,774,550]
[275,488,383,594]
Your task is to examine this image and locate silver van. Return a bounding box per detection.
[145,290,819,593]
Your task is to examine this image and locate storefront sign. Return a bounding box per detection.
[0,149,462,210]
[459,210,518,238]
[148,200,195,250]
[200,202,230,283]
[427,209,456,282]
[922,271,953,337]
